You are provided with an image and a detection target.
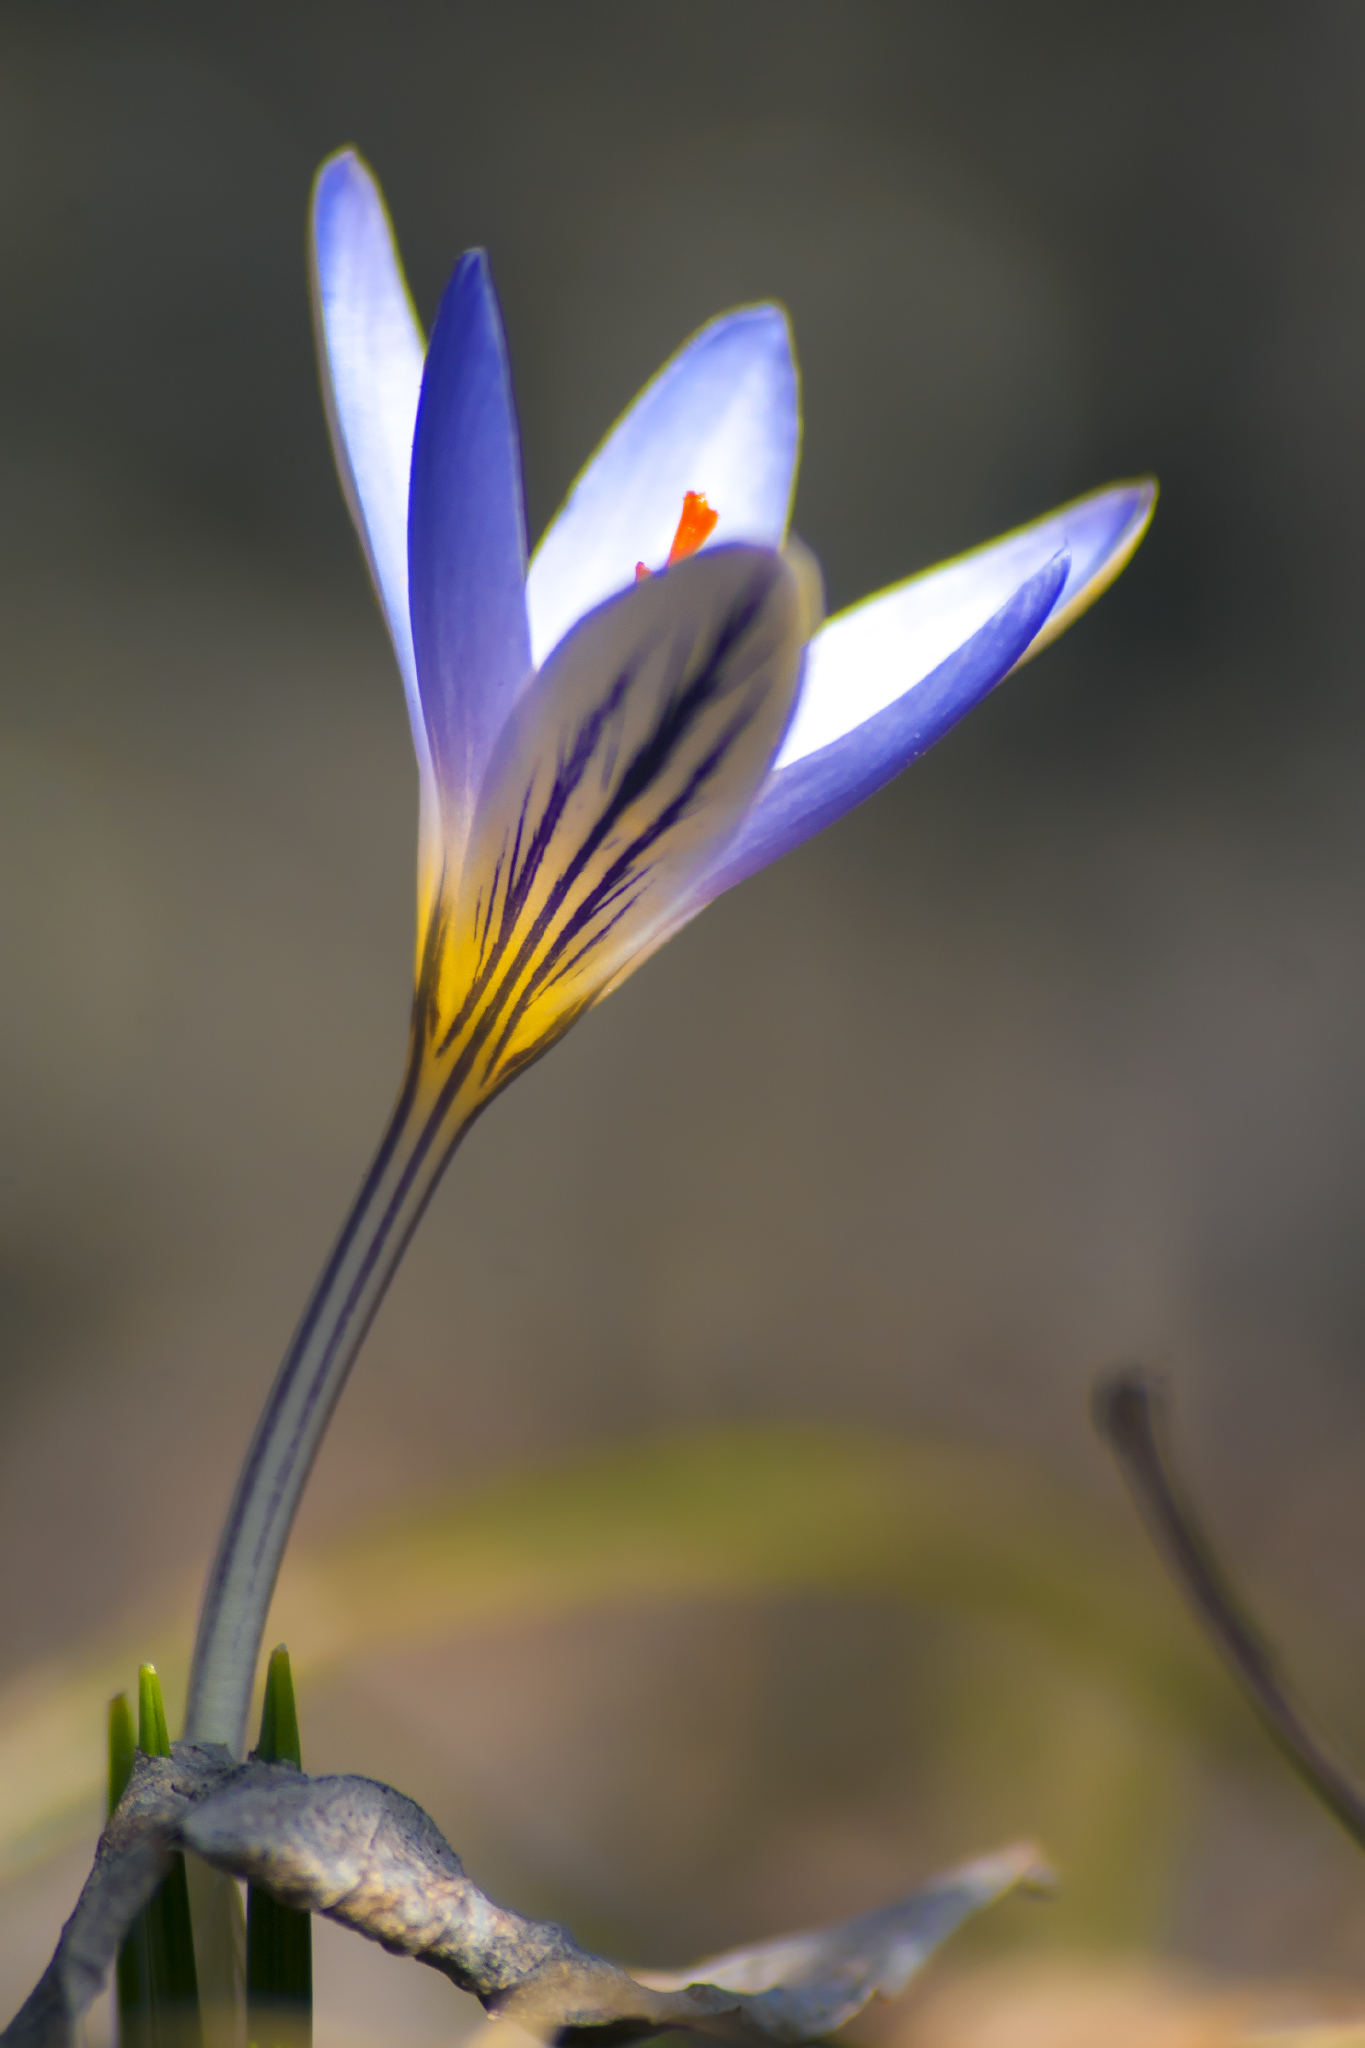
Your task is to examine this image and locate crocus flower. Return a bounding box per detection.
[185,150,1154,1752]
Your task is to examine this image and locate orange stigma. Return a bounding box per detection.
[636,490,719,582]
[666,489,719,563]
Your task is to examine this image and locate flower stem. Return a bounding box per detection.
[184,1044,473,1752]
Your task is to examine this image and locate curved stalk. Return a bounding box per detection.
[1094,1368,1365,1852]
[185,1033,477,1753]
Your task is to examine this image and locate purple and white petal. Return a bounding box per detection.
[526,307,800,668]
[779,480,1155,767]
[408,251,533,859]
[310,152,428,781]
[433,547,804,1091]
[1017,476,1157,661]
[697,550,1069,903]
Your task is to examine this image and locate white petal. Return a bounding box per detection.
[310,153,427,742]
[526,306,800,668]
[778,480,1156,767]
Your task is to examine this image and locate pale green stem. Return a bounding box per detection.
[184,1045,472,1753]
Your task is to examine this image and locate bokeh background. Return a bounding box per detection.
[5,2,1365,2040]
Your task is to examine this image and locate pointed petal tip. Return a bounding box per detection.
[1095,472,1158,529]
[527,299,801,666]
[311,146,378,219]
[717,299,793,340]
[438,247,503,331]
[1018,475,1158,664]
[310,151,403,297]
[1124,472,1159,537]
[693,300,798,381]
[679,298,791,343]
[1130,473,1159,534]
[316,143,361,178]
[1105,472,1159,537]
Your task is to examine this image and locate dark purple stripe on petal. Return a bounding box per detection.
[438,568,777,1057]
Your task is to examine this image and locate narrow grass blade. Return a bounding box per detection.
[114,1665,203,2048]
[109,1693,136,1815]
[246,1646,312,2047]
[111,1692,154,2040]
[254,1645,302,1771]
[138,1664,172,1758]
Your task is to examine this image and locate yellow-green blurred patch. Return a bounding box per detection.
[0,1428,1297,1953]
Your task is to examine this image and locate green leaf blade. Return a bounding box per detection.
[246,1646,312,2043]
[114,1666,203,2046]
[109,1693,136,1817]
[138,1664,172,1758]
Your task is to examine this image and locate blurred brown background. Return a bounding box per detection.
[4,1,1365,2039]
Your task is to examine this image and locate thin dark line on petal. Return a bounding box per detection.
[477,694,760,1083]
[541,890,648,992]
[481,892,643,1078]
[519,700,758,997]
[436,668,633,1053]
[420,572,778,1114]
[488,992,598,1092]
[460,602,766,1052]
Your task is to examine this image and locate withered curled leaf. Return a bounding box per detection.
[2,1748,1047,2048]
